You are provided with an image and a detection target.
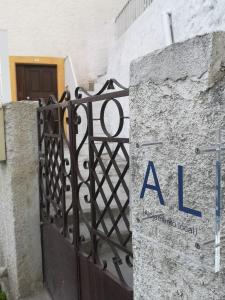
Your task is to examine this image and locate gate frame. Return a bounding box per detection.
[37,79,133,300]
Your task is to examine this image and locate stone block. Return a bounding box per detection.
[0,101,43,299]
[130,32,225,299]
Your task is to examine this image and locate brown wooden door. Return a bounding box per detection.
[16,64,58,100]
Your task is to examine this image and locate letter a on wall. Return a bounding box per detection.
[140,161,165,205]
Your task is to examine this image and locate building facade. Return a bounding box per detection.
[1,0,225,103]
[0,0,126,102]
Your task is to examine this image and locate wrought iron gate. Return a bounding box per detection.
[37,79,133,300]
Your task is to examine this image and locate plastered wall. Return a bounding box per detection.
[0,0,127,87]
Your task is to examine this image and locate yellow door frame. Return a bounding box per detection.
[9,56,65,102]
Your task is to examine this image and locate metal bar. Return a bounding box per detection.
[87,101,97,263]
[196,128,224,273]
[37,110,44,221]
[68,102,81,300]
[91,142,130,231]
[90,136,129,143]
[72,89,129,105]
[92,167,125,245]
[91,228,132,256]
[196,146,225,154]
[215,128,222,273]
[91,143,111,236]
[168,12,175,43]
[96,162,129,228]
[105,142,130,197]
[38,79,132,292]
[44,132,50,219]
[57,107,67,237]
[94,143,121,202]
[38,90,129,112]
[202,234,225,246]
[107,200,130,238]
[115,0,154,38]
[140,142,163,147]
[37,109,46,282]
[215,160,221,273]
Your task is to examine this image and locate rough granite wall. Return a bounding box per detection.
[130,32,225,299]
[0,102,42,299]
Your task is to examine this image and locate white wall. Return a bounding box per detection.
[0,0,127,88]
[1,0,224,92]
[0,30,11,102]
[106,0,225,86]
[64,56,78,96]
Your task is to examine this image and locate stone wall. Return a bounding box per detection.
[0,102,43,299]
[130,32,225,299]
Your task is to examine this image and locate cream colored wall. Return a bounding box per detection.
[0,0,127,88]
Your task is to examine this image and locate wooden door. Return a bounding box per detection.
[16,64,58,100]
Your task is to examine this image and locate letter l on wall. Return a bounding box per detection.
[178,165,202,217]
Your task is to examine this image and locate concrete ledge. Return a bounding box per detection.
[130,32,225,87]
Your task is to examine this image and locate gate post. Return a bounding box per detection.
[130,32,225,299]
[0,101,43,299]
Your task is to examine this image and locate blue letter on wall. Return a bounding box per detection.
[178,165,202,217]
[140,161,165,205]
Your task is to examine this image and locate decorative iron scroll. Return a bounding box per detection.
[37,93,73,240]
[38,79,132,287]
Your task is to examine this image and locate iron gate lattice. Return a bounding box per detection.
[38,79,133,300]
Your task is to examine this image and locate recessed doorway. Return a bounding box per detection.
[9,56,65,102]
[16,64,58,101]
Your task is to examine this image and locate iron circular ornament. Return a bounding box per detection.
[100,98,124,137]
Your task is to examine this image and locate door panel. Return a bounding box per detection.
[42,224,79,300]
[79,254,133,300]
[16,64,58,100]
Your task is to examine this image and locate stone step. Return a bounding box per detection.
[80,205,130,223]
[79,222,132,254]
[53,205,131,241]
